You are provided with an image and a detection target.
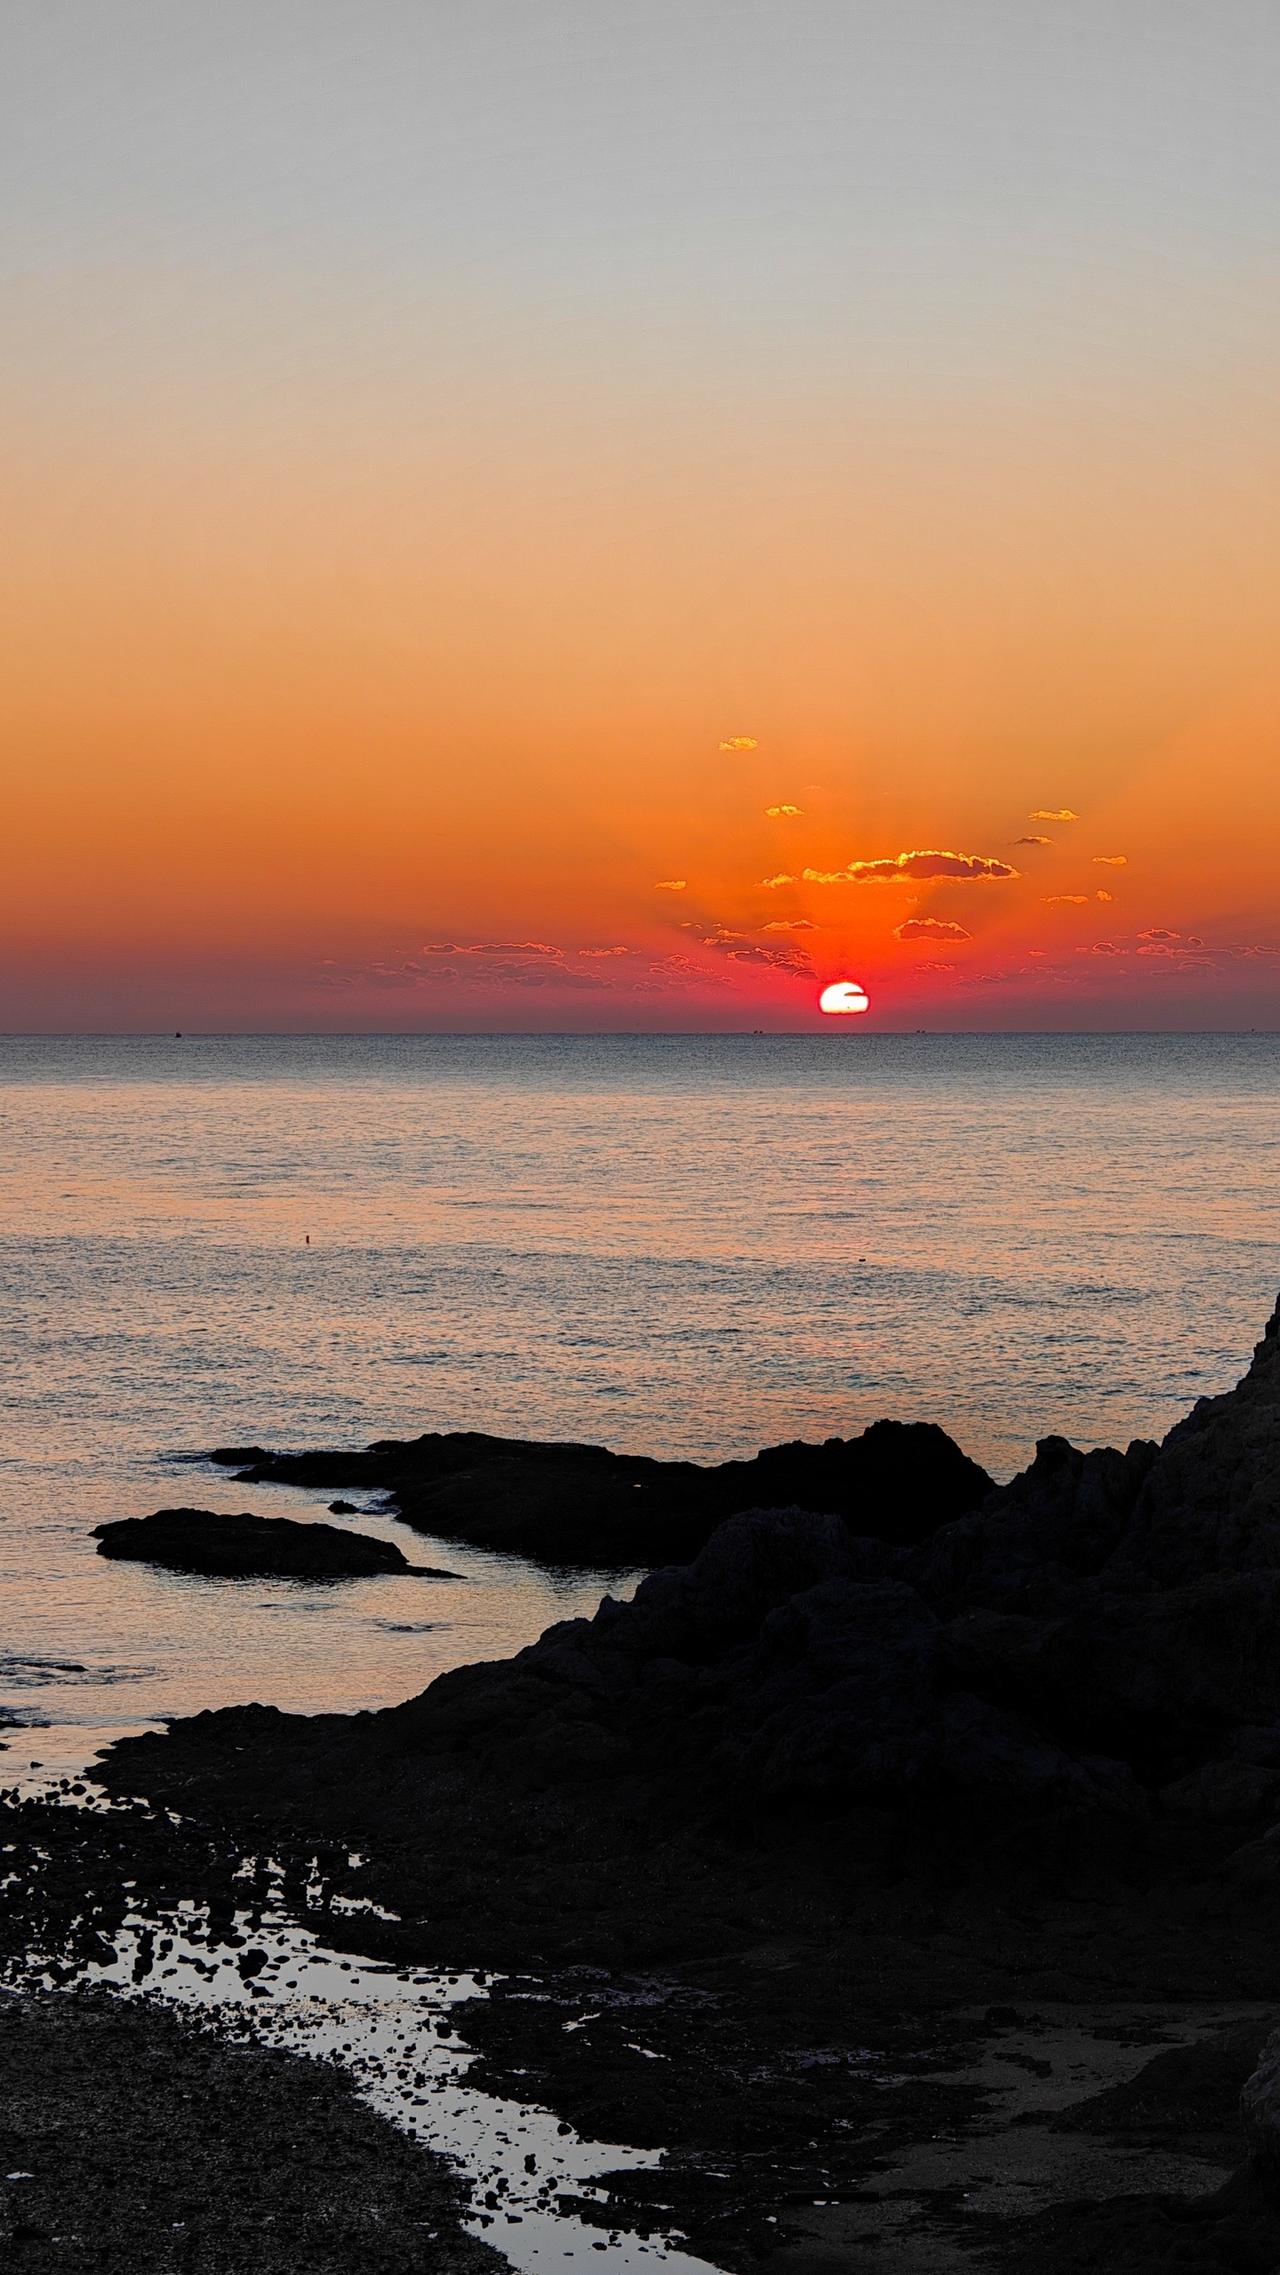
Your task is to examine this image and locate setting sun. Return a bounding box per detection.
[818,980,871,1016]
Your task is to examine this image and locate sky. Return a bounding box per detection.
[3,0,1278,1030]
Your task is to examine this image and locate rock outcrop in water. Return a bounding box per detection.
[76,1295,1280,2269]
[93,1507,421,1580]
[116,1297,1280,1940]
[208,1415,993,1567]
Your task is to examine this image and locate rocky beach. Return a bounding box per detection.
[5,1296,1280,2266]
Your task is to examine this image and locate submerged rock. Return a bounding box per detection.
[93,1507,413,1579]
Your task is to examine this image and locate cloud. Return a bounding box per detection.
[578,945,633,958]
[654,878,688,892]
[1137,927,1205,955]
[418,940,563,960]
[1031,808,1079,822]
[1093,854,1128,866]
[802,849,1018,884]
[702,929,813,977]
[1013,834,1053,846]
[1076,928,1226,964]
[1096,890,1114,903]
[894,917,973,942]
[764,803,803,818]
[760,872,797,888]
[652,953,723,981]
[1043,894,1089,906]
[340,941,614,992]
[760,918,819,933]
[719,735,758,751]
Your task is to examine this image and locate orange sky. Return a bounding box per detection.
[3,3,1278,1030]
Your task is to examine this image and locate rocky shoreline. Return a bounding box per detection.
[10,1298,1280,2266]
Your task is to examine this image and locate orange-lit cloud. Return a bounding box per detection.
[1093,854,1128,866]
[764,804,803,817]
[343,941,615,991]
[654,879,688,892]
[1072,928,1275,970]
[1031,808,1079,822]
[702,929,813,975]
[1014,834,1053,846]
[1044,894,1089,905]
[418,939,561,958]
[719,736,758,752]
[1138,926,1205,955]
[761,918,819,932]
[800,849,1019,884]
[894,917,973,942]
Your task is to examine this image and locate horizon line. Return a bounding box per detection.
[1,1028,1277,1043]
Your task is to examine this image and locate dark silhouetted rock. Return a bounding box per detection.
[111,1291,1280,1961]
[87,1292,1280,2272]
[207,1415,993,1568]
[93,1507,412,1579]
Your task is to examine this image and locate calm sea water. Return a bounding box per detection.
[2,1031,1278,1776]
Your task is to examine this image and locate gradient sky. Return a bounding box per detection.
[4,0,1279,1029]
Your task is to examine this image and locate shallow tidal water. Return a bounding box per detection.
[2,1810,722,2275]
[1,1030,1278,1766]
[5,1791,723,2274]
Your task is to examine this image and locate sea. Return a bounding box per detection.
[2,1030,1279,1777]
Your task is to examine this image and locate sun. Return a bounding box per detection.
[819,980,871,1016]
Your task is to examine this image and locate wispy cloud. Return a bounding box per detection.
[654,878,688,892]
[1074,928,1274,967]
[760,872,796,888]
[1093,854,1128,866]
[799,849,1018,884]
[719,735,758,751]
[894,917,973,942]
[1043,894,1089,906]
[761,917,819,933]
[1031,808,1078,822]
[1096,890,1114,903]
[1137,926,1205,955]
[418,940,563,959]
[702,928,813,976]
[333,941,613,992]
[1013,834,1053,846]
